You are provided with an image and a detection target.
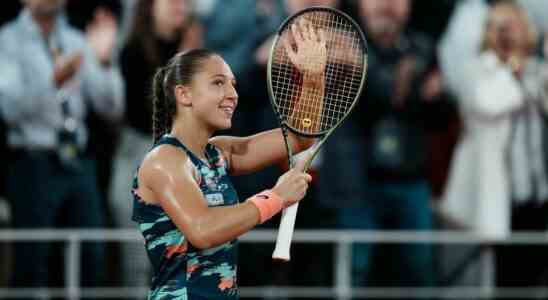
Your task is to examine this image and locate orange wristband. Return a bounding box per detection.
[248,190,284,224]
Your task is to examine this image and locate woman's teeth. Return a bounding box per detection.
[220,106,233,115]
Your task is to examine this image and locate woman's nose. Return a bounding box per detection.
[226,85,238,100]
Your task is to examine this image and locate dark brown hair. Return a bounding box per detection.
[151,49,217,143]
[127,0,193,66]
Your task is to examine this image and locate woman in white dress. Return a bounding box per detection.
[442,0,548,288]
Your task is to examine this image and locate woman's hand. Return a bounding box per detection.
[283,18,327,77]
[86,8,118,67]
[53,52,83,88]
[271,158,312,207]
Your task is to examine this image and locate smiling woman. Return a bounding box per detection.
[132,26,324,298]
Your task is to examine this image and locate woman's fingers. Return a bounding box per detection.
[291,23,304,46]
[283,35,298,65]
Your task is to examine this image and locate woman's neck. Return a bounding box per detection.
[170,118,212,160]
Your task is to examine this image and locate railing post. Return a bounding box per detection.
[65,234,81,300]
[480,246,495,299]
[335,235,352,300]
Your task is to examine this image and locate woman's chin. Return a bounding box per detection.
[217,120,232,131]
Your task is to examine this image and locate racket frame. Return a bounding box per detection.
[267,5,368,170]
[267,6,368,261]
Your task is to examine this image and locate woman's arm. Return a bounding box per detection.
[210,128,314,176]
[139,145,310,249]
[140,146,260,249]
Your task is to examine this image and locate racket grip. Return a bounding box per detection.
[272,202,300,261]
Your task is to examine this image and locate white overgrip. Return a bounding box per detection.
[272,202,300,261]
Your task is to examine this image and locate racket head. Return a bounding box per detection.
[267,6,368,138]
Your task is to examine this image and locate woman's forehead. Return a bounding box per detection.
[490,6,521,23]
[199,56,235,78]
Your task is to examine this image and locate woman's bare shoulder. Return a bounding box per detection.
[138,145,193,188]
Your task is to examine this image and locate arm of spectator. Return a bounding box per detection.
[81,8,125,122]
[0,54,38,124]
[366,58,396,107]
[438,0,489,96]
[255,34,275,67]
[81,47,125,122]
[406,67,459,131]
[0,31,52,124]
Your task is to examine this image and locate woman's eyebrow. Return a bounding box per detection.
[210,74,236,82]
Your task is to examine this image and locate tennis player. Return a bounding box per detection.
[132,20,326,299]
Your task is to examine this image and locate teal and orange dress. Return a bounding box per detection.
[132,135,240,299]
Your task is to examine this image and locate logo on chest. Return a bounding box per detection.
[205,193,225,206]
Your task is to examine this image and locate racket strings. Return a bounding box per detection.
[271,10,365,134]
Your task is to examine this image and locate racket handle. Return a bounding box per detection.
[272,202,300,261]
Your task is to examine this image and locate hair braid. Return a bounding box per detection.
[151,67,175,144]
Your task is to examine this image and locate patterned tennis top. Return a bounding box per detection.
[132,135,240,299]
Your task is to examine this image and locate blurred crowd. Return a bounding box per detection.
[0,0,548,299]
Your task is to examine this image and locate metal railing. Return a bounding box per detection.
[0,229,548,299]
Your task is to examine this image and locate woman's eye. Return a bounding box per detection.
[213,80,224,86]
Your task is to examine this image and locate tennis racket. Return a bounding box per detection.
[268,6,368,261]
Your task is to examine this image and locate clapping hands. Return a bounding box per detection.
[86,8,118,67]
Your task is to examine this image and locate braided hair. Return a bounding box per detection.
[151,49,217,144]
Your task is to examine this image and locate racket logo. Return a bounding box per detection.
[302,118,312,128]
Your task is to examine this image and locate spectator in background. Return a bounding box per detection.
[110,0,202,293]
[439,0,548,98]
[65,0,125,219]
[0,0,124,295]
[441,0,548,291]
[319,0,452,288]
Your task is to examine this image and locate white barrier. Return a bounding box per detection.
[0,229,547,299]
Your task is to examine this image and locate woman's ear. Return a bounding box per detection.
[175,85,192,106]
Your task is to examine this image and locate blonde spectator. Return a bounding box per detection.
[442,0,548,289]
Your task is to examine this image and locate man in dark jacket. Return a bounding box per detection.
[319,0,451,287]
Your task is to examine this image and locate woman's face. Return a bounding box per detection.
[185,56,239,131]
[152,0,189,35]
[487,6,529,59]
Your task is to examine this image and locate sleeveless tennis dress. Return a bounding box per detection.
[132,135,240,299]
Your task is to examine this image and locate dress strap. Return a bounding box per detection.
[154,135,205,168]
